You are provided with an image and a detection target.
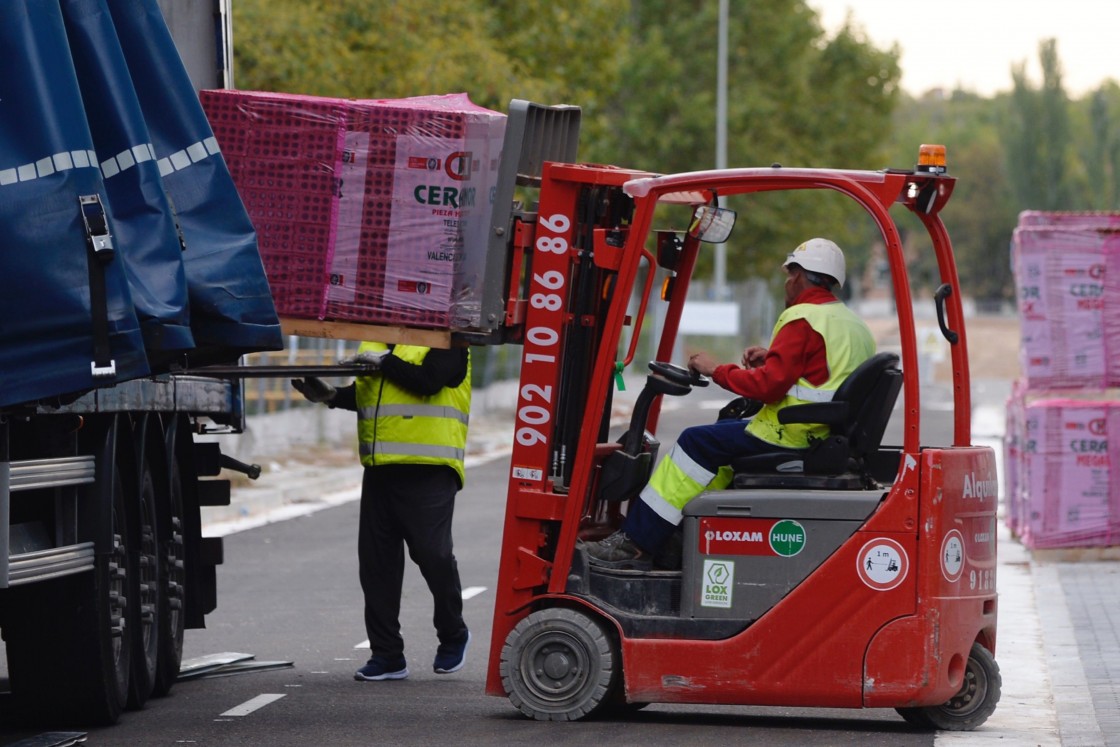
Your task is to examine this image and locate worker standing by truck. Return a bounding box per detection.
[292,342,472,680]
[585,238,875,568]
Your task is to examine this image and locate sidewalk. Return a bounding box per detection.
[206,382,1119,745]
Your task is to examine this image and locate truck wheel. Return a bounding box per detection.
[896,643,1001,731]
[500,607,617,721]
[126,449,163,709]
[152,440,187,697]
[6,469,132,725]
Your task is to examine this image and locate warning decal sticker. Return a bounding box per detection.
[941,529,965,583]
[856,537,909,591]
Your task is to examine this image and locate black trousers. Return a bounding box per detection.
[358,463,466,659]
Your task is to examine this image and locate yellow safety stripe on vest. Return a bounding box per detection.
[358,403,471,424]
[359,441,466,462]
[787,384,836,403]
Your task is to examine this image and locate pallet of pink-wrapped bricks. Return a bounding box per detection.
[200,90,506,335]
[1012,215,1120,390]
[1005,212,1120,550]
[1003,388,1120,550]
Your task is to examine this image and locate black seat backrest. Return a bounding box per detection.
[731,351,902,489]
[827,351,902,461]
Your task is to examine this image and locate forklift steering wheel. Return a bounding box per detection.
[649,360,710,388]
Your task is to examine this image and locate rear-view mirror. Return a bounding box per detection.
[688,205,736,244]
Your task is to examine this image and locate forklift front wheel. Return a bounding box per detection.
[896,643,1001,731]
[500,607,618,721]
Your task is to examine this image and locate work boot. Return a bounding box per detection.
[433,630,471,674]
[583,531,651,570]
[354,655,409,681]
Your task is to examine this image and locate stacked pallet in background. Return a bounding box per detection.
[1004,212,1120,549]
[200,90,506,331]
[1004,388,1119,548]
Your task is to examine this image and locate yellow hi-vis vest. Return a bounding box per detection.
[355,342,472,486]
[746,301,875,449]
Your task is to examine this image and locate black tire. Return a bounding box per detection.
[125,431,162,710]
[896,643,1001,731]
[500,607,618,721]
[6,468,132,725]
[152,422,187,697]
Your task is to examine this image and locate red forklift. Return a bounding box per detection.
[482,102,999,730]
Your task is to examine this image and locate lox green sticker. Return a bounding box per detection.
[769,519,806,557]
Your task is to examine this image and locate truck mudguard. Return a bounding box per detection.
[0,0,149,407]
[107,0,283,362]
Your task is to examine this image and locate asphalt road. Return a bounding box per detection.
[1,380,951,746]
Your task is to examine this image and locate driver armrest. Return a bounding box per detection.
[778,400,849,426]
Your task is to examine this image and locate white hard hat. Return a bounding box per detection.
[783,238,846,288]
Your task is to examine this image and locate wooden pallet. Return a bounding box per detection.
[279,317,452,349]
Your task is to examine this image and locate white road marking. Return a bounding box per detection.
[462,586,487,600]
[220,693,286,717]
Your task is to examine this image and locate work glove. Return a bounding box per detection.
[291,377,336,404]
[338,350,388,369]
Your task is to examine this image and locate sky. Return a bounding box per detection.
[808,0,1119,97]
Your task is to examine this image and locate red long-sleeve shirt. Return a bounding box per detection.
[711,286,836,404]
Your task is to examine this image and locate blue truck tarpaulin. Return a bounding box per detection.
[108,0,283,362]
[0,0,283,407]
[0,0,149,407]
[61,0,196,360]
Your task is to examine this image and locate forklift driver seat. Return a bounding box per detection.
[730,352,902,490]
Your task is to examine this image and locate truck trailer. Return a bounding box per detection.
[0,0,281,725]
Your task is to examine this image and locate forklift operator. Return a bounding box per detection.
[585,238,875,569]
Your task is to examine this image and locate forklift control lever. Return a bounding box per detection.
[648,360,710,388]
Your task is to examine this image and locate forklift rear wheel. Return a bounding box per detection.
[896,643,1001,731]
[500,608,618,721]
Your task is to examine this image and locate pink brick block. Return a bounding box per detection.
[200,90,505,330]
[1011,399,1117,549]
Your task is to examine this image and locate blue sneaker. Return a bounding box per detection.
[354,655,408,681]
[433,630,471,674]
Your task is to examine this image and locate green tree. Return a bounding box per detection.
[1076,83,1120,208]
[596,2,900,281]
[1006,39,1074,210]
[230,1,899,288]
[232,0,628,148]
[884,90,1018,307]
